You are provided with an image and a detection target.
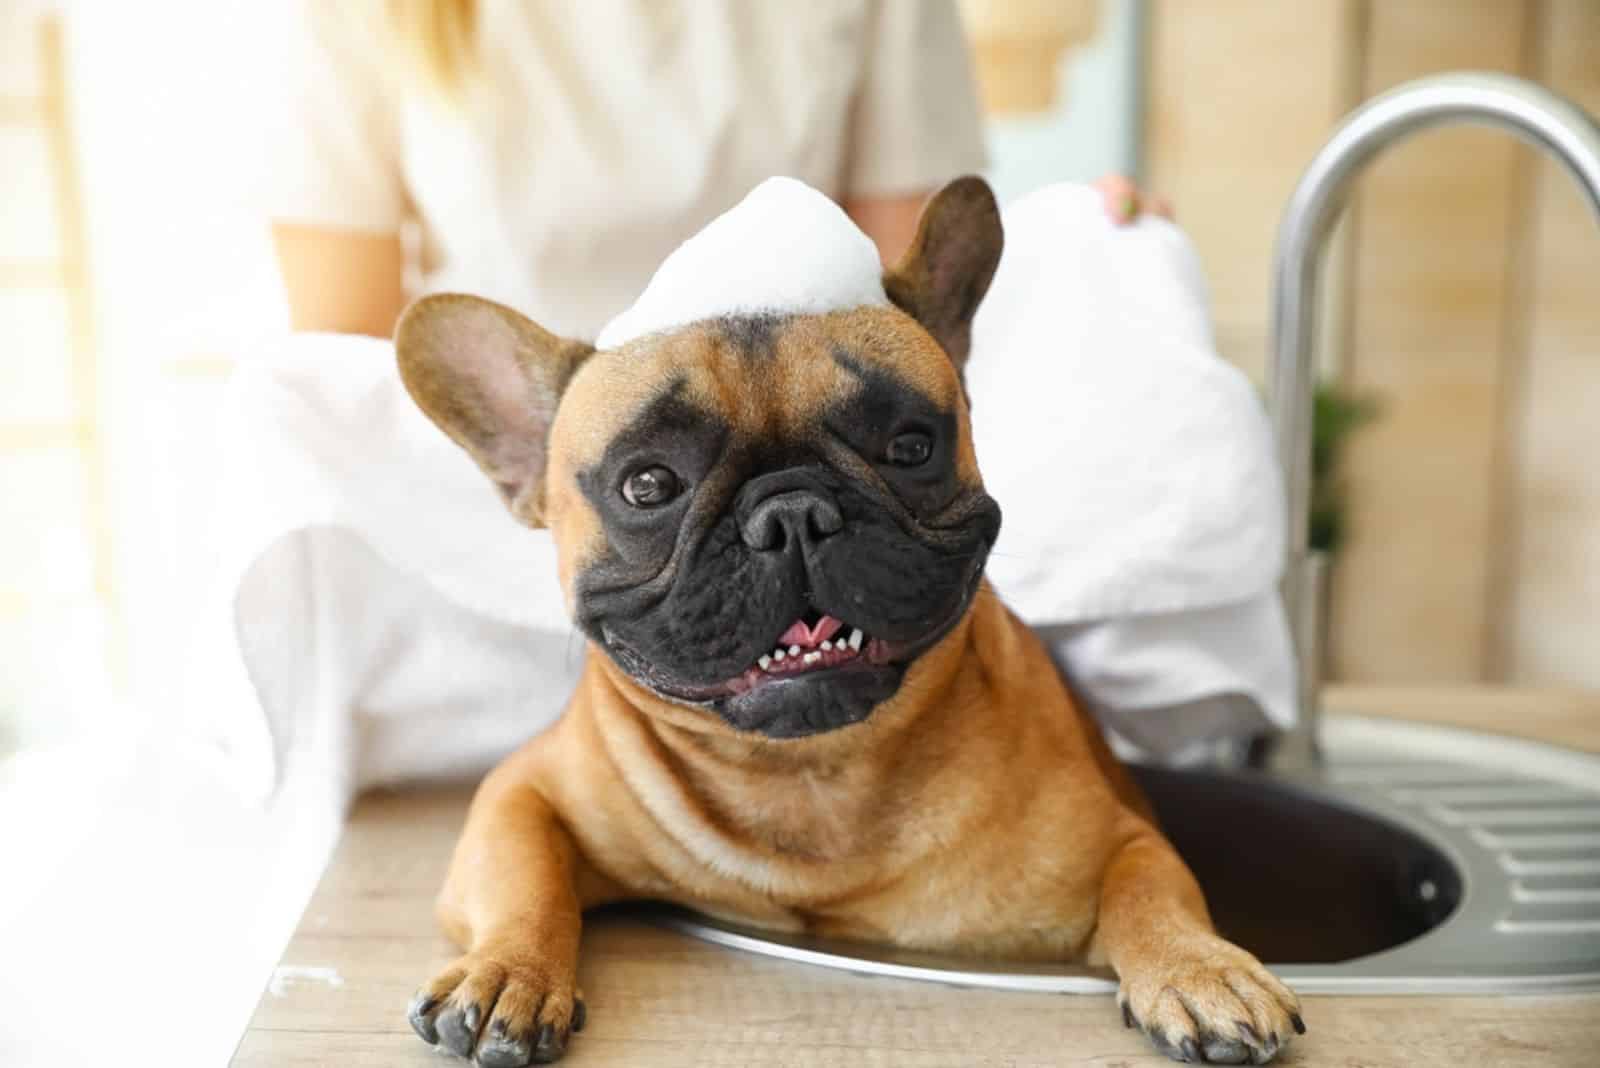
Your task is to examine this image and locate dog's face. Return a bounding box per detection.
[398,178,1003,739]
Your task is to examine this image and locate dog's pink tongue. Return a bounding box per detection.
[779,615,844,647]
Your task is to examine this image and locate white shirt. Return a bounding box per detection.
[266,0,988,340]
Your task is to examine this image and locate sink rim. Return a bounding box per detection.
[637,712,1600,995]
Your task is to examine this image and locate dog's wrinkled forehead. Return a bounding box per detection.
[549,305,969,478]
[536,305,976,586]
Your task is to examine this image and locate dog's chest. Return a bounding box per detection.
[643,773,1112,960]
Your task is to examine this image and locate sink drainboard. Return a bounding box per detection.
[642,713,1600,995]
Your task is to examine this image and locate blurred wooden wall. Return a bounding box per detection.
[1145,0,1600,689]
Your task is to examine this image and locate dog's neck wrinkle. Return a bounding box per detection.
[582,660,890,898]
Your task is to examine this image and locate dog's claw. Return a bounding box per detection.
[1122,1000,1135,1029]
[437,1004,479,1058]
[1117,936,1301,1064]
[571,998,587,1033]
[531,1022,568,1063]
[407,992,440,1044]
[1291,1012,1306,1035]
[1200,1032,1252,1064]
[477,1032,533,1068]
[410,951,581,1063]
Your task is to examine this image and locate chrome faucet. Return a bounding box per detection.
[1265,73,1600,772]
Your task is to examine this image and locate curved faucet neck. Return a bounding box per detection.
[1265,73,1600,772]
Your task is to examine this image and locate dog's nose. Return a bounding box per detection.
[738,471,844,552]
[741,490,844,551]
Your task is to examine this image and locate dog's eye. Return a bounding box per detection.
[885,430,934,468]
[621,465,682,508]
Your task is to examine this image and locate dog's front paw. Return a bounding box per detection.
[1116,933,1303,1064]
[407,948,586,1066]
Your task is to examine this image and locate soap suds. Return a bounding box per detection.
[595,176,888,350]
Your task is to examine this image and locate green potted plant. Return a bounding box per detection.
[1305,383,1379,676]
[1311,384,1380,556]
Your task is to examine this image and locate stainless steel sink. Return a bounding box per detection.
[644,73,1600,997]
[643,712,1600,994]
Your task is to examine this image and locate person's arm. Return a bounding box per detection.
[840,0,985,267]
[846,177,1174,271]
[843,193,926,266]
[272,224,408,337]
[267,4,409,336]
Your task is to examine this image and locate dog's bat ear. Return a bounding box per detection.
[395,293,593,527]
[883,175,1003,375]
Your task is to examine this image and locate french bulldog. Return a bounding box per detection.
[395,176,1303,1066]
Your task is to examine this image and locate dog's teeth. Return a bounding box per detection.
[788,645,801,657]
[848,628,863,651]
[773,649,786,662]
[758,655,772,670]
[820,640,833,651]
[803,652,821,665]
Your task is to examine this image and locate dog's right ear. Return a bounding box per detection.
[395,293,593,527]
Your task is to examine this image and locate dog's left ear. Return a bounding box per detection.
[883,175,1003,374]
[395,293,593,526]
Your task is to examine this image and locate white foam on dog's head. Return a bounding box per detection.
[595,177,889,351]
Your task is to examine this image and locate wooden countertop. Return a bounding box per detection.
[233,687,1600,1067]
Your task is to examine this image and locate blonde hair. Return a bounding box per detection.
[387,0,479,95]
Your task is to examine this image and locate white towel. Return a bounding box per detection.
[183,179,1293,803]
[965,184,1292,757]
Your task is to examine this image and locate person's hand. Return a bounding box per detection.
[1093,174,1174,225]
